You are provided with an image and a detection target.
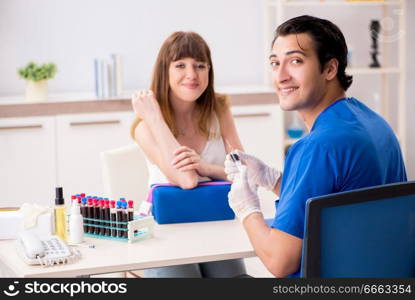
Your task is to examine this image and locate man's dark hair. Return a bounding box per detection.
[273,15,353,91]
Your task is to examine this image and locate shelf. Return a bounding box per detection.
[269,0,402,7]
[347,67,401,75]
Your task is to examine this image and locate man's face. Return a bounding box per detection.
[270,33,327,112]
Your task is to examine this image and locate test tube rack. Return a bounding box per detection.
[67,214,155,243]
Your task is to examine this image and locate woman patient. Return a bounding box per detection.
[130,31,247,278]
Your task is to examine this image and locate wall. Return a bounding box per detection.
[0,0,264,95]
[0,0,413,177]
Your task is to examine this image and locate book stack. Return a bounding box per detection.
[94,54,123,98]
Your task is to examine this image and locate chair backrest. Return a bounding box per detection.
[301,181,415,278]
[100,144,149,207]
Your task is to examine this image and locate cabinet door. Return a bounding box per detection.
[0,116,56,207]
[231,105,284,217]
[232,104,284,169]
[56,112,135,201]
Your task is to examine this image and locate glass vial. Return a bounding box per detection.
[54,187,67,241]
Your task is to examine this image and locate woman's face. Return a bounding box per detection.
[168,57,210,103]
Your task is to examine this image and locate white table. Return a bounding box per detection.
[0,219,259,278]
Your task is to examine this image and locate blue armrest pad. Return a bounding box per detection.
[151,183,235,224]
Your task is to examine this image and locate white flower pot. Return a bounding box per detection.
[25,80,48,102]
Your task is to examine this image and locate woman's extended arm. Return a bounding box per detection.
[132,91,198,189]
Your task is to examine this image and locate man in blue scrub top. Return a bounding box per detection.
[225,15,407,277]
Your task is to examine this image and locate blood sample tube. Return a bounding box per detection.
[81,197,88,233]
[127,200,134,221]
[116,201,123,238]
[110,200,117,237]
[99,199,106,235]
[94,199,101,235]
[103,199,110,236]
[87,197,94,234]
[122,201,128,238]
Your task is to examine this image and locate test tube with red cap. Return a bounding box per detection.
[93,199,101,235]
[127,200,134,222]
[110,200,117,237]
[87,197,94,234]
[102,198,111,236]
[99,199,106,235]
[104,199,110,236]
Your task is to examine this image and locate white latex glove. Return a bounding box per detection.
[228,165,261,223]
[224,150,281,191]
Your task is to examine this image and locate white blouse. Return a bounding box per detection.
[145,115,226,186]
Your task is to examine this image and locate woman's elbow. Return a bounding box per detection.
[177,176,198,190]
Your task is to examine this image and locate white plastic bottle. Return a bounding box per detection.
[69,200,84,244]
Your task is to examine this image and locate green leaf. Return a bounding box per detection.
[17,61,58,81]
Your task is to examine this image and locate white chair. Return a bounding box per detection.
[100,143,149,208]
[99,143,149,278]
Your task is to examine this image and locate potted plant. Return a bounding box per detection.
[18,62,57,102]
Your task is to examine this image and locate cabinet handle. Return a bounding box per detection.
[0,124,43,130]
[69,120,121,126]
[233,113,270,118]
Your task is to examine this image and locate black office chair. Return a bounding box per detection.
[301,181,415,278]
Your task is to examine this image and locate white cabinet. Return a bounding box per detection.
[232,104,284,170]
[56,111,136,201]
[0,116,56,207]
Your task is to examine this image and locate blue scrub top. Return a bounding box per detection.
[271,97,407,277]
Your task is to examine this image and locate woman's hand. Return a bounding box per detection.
[171,146,208,177]
[131,90,161,122]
